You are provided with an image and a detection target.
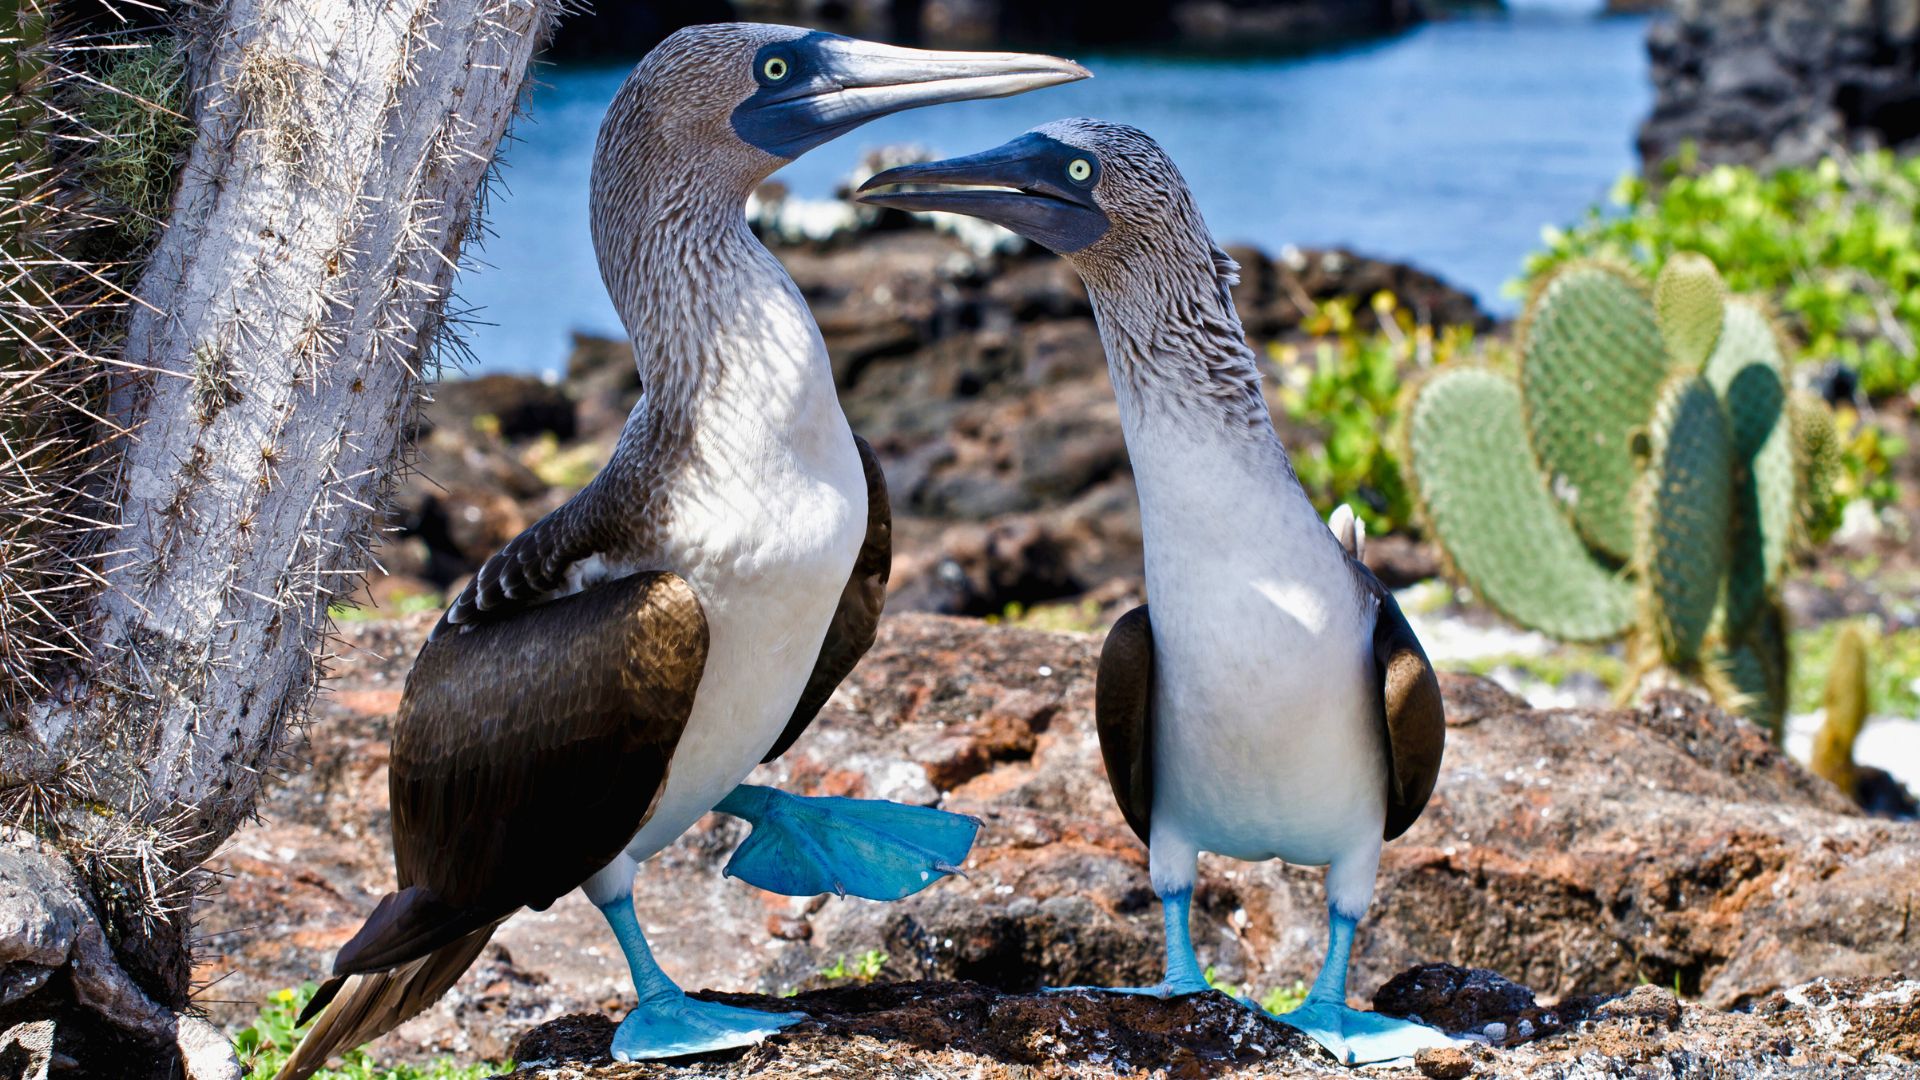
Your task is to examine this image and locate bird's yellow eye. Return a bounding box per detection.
[763,57,789,81]
[1067,158,1093,183]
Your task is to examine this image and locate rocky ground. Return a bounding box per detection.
[198,613,1920,1075]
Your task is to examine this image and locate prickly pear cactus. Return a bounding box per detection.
[1638,374,1733,666]
[1404,252,1838,727]
[1403,368,1636,642]
[1519,263,1669,562]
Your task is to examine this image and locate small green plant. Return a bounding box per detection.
[1202,967,1309,1015]
[1269,292,1479,537]
[235,984,507,1080]
[1521,151,1920,402]
[77,43,191,247]
[818,949,888,983]
[1259,980,1309,1015]
[1403,254,1840,733]
[992,598,1106,634]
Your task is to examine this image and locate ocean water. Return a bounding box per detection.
[459,9,1655,375]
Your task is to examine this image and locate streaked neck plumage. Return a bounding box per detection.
[1078,239,1343,573]
[588,97,844,502]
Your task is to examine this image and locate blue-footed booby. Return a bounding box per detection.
[276,28,1086,1077]
[859,121,1452,1065]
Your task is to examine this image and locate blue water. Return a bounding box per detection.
[459,9,1654,375]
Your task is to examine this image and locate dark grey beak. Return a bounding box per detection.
[855,132,1111,254]
[733,35,1089,160]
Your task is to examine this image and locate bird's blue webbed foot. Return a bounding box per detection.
[1271,999,1459,1066]
[1272,908,1461,1065]
[714,784,978,901]
[1047,887,1210,997]
[610,992,804,1061]
[596,896,804,1060]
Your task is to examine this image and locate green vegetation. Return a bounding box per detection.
[1404,254,1841,732]
[1810,624,1870,797]
[1789,618,1920,718]
[329,589,443,623]
[1203,967,1309,1015]
[1521,151,1920,401]
[992,598,1107,634]
[818,949,888,982]
[1269,292,1480,537]
[78,43,191,247]
[521,432,610,490]
[236,985,507,1080]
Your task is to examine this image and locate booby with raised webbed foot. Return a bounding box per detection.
[860,121,1453,1066]
[275,28,1087,1077]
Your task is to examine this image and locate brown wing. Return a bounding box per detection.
[333,572,706,976]
[1096,605,1155,847]
[762,434,891,763]
[437,485,616,637]
[1353,560,1446,840]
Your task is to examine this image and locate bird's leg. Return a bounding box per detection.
[1049,841,1209,997]
[1270,903,1460,1066]
[593,893,804,1060]
[714,784,978,901]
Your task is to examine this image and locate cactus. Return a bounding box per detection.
[1403,368,1636,641]
[1809,624,1870,798]
[1637,374,1732,665]
[1404,252,1835,728]
[1518,262,1668,562]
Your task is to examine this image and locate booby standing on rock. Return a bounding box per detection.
[276,28,1087,1077]
[860,121,1452,1065]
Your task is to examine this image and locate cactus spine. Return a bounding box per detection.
[1403,253,1839,733]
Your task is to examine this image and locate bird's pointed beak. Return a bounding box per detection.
[733,36,1089,160]
[855,132,1111,254]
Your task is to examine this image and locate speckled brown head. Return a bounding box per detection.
[858,119,1262,423]
[593,24,1092,206]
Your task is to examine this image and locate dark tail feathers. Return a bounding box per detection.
[272,923,497,1080]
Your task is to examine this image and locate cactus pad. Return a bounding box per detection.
[1705,298,1793,636]
[1712,600,1789,738]
[1654,252,1727,370]
[1789,391,1842,545]
[1406,368,1635,642]
[1520,262,1670,563]
[1637,375,1733,666]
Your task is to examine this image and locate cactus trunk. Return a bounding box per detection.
[0,1,557,1071]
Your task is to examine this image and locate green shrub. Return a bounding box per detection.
[78,43,191,246]
[235,984,507,1080]
[1269,292,1479,537]
[1520,151,1920,402]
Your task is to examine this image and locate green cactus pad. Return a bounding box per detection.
[1712,601,1788,737]
[1654,252,1727,370]
[1789,391,1842,545]
[1637,374,1733,667]
[1704,298,1793,636]
[1520,261,1669,563]
[1406,368,1635,642]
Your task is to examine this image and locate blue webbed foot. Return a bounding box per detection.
[1273,999,1461,1066]
[715,785,979,901]
[610,993,805,1061]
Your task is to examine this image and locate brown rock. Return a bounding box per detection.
[204,614,1920,1069]
[424,373,575,441]
[1374,965,1555,1044]
[1415,1045,1474,1079]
